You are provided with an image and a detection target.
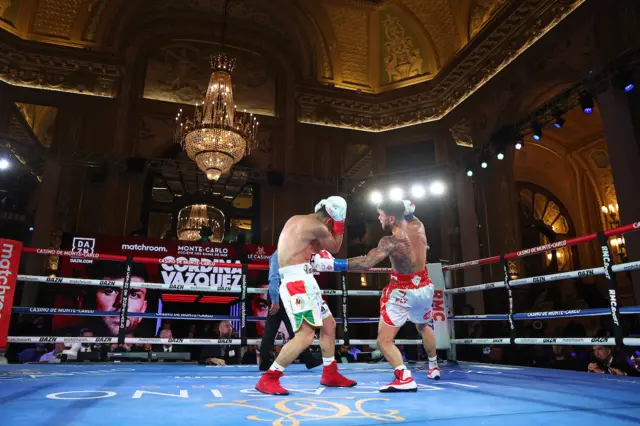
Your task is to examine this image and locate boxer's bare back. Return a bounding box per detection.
[406,217,428,270]
[277,214,343,268]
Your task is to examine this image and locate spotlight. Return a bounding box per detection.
[410,184,426,198]
[369,190,383,204]
[515,139,524,150]
[618,70,635,92]
[466,169,473,177]
[532,122,542,141]
[580,93,594,114]
[429,181,445,196]
[554,116,565,129]
[0,158,9,170]
[389,187,404,201]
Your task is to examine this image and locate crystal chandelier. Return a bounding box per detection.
[177,204,225,242]
[174,52,259,181]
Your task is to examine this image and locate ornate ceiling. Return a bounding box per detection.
[0,0,588,131]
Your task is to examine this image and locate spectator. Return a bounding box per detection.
[242,345,258,365]
[39,343,65,362]
[200,321,241,366]
[588,345,635,376]
[0,346,8,364]
[187,324,197,338]
[543,345,584,371]
[336,345,356,363]
[153,329,185,353]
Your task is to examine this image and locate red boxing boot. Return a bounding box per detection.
[320,361,357,387]
[255,370,289,395]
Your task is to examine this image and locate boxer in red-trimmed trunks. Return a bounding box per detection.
[312,199,439,392]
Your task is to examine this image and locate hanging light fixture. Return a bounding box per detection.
[174,0,258,181]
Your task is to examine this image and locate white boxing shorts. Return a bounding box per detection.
[380,269,434,327]
[279,263,332,332]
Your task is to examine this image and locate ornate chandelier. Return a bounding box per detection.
[177,204,225,242]
[174,52,259,181]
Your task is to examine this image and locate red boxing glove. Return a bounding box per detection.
[332,220,345,235]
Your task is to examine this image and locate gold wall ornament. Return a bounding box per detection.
[382,14,423,83]
[177,204,225,243]
[174,53,259,181]
[450,119,474,148]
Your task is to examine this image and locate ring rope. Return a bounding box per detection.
[450,306,640,321]
[5,336,423,346]
[9,307,382,324]
[446,261,640,294]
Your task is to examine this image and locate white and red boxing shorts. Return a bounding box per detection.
[279,263,332,332]
[380,270,434,327]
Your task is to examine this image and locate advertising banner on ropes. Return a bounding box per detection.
[50,234,278,339]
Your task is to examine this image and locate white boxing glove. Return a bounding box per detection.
[311,250,348,272]
[402,199,415,220]
[315,195,347,234]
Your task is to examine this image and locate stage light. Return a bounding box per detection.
[389,187,404,201]
[429,181,445,196]
[0,158,9,170]
[532,122,542,141]
[515,139,524,150]
[618,70,635,92]
[496,152,504,160]
[580,93,594,114]
[554,117,565,129]
[410,184,426,198]
[481,161,488,169]
[466,169,473,177]
[29,227,34,232]
[369,190,383,204]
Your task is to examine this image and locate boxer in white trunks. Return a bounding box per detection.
[255,196,357,395]
[312,199,439,392]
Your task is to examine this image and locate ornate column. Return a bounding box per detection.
[596,87,640,302]
[454,169,484,314]
[476,148,521,313]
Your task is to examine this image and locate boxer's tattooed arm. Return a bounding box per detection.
[348,236,396,270]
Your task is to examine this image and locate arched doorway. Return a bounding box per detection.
[517,182,579,310]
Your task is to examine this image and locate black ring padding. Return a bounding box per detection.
[117,257,134,345]
[341,272,350,346]
[596,231,624,347]
[240,263,248,347]
[501,255,516,345]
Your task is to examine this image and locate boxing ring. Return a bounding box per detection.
[1,221,640,425]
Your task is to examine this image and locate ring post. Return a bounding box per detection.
[240,263,248,346]
[597,231,623,346]
[444,268,456,362]
[117,257,134,345]
[341,272,350,346]
[501,255,516,344]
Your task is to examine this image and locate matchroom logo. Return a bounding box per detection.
[0,239,22,348]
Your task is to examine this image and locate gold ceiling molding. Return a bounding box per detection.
[321,2,370,88]
[31,0,84,39]
[400,0,462,66]
[0,35,121,97]
[297,0,587,132]
[337,0,396,9]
